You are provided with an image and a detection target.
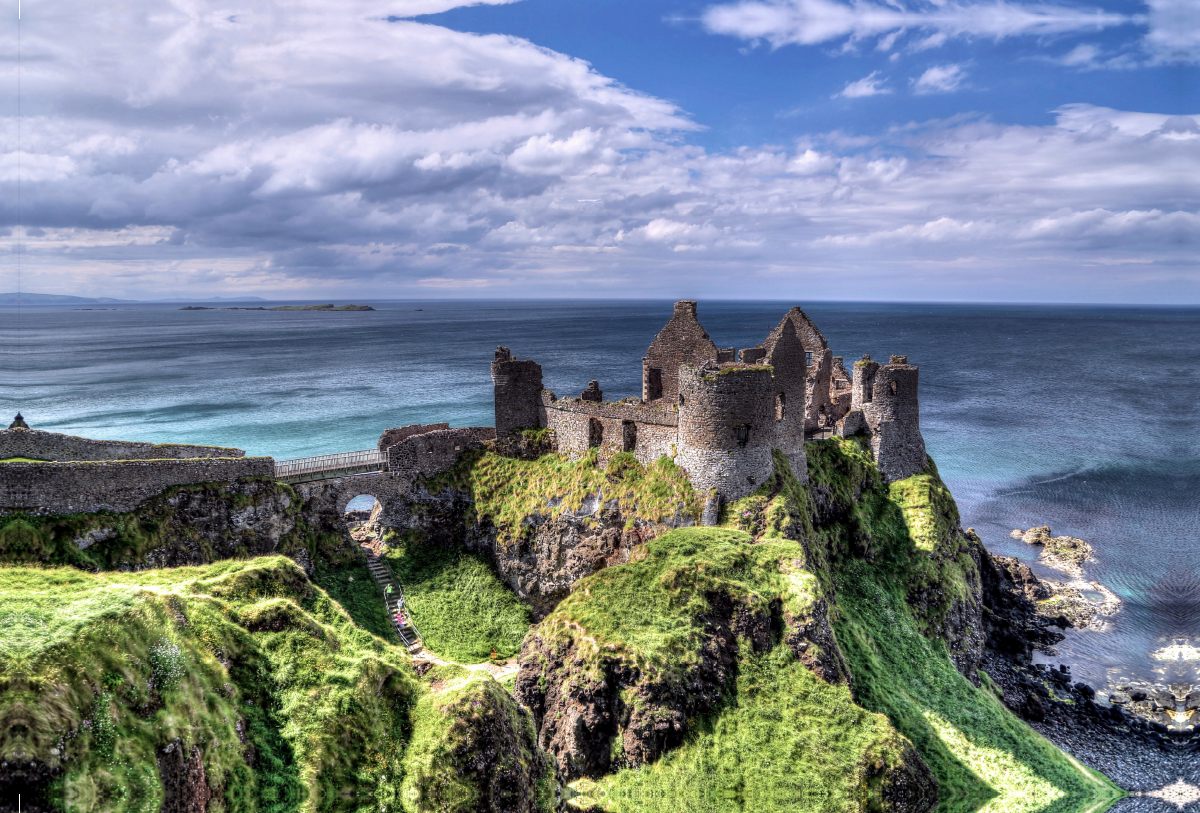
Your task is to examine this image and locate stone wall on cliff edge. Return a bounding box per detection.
[0,457,274,515]
[0,428,245,461]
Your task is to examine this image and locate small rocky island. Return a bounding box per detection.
[180,303,375,311]
[1,302,1188,813]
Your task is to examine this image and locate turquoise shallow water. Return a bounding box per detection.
[1,299,1198,690]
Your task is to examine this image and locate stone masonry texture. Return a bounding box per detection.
[493,299,923,500]
[642,301,718,404]
[0,457,274,515]
[491,346,545,436]
[0,428,245,462]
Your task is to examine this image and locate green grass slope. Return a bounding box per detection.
[426,448,703,547]
[0,556,554,813]
[556,441,1121,813]
[383,531,532,663]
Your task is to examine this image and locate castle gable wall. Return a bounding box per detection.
[642,301,718,404]
[0,429,245,462]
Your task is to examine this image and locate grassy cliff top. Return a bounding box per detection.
[0,555,552,813]
[541,527,814,678]
[537,441,1122,813]
[426,448,703,547]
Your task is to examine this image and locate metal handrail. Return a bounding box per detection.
[274,449,384,478]
[377,556,426,647]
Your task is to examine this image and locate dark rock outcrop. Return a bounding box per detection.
[515,590,780,779]
[158,740,212,813]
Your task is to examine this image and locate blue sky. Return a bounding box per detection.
[424,0,1188,148]
[0,0,1195,302]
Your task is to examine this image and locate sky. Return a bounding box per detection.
[0,0,1196,302]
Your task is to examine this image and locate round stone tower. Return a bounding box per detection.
[861,355,925,482]
[676,363,776,502]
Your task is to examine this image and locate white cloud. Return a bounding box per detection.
[913,63,967,93]
[1060,43,1102,66]
[702,0,1134,50]
[835,71,892,98]
[701,0,1200,66]
[1144,0,1200,63]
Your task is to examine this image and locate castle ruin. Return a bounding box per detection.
[1,301,924,519]
[493,300,926,502]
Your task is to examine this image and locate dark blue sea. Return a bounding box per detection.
[2,300,1198,692]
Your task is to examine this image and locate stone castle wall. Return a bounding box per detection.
[542,393,678,467]
[377,423,449,452]
[0,457,273,515]
[490,300,925,499]
[862,359,925,482]
[642,301,718,404]
[386,427,496,479]
[0,429,245,462]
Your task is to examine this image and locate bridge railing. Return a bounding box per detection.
[274,449,385,480]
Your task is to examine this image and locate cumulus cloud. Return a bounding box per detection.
[0,0,1194,301]
[835,71,892,97]
[913,64,968,93]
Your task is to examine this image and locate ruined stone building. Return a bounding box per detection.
[492,300,926,502]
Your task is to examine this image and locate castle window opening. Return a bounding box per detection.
[776,392,785,421]
[678,393,685,407]
[735,424,751,446]
[889,380,898,395]
[588,417,604,449]
[805,351,813,365]
[864,383,874,403]
[818,405,826,426]
[622,420,637,453]
[647,367,663,400]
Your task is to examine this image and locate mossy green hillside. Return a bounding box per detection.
[833,559,1121,813]
[546,441,1119,813]
[404,668,558,813]
[574,642,919,813]
[382,532,531,663]
[424,449,703,547]
[0,557,424,812]
[750,438,978,639]
[540,527,817,681]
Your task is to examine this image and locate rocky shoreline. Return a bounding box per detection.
[984,531,1200,812]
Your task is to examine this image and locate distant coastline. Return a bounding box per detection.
[181,303,375,311]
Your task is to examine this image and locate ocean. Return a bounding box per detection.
[2,299,1198,692]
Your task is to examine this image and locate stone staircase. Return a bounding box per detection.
[365,552,424,652]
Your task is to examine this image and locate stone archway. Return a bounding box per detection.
[292,472,411,540]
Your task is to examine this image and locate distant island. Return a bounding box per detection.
[270,303,375,311]
[181,303,375,311]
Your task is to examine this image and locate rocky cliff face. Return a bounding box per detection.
[406,668,561,813]
[514,586,781,779]
[390,450,702,619]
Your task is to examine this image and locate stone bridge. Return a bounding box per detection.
[274,425,494,527]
